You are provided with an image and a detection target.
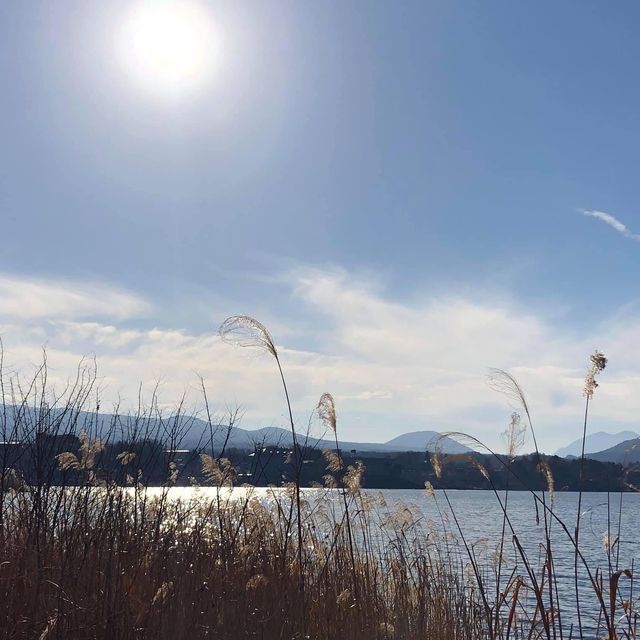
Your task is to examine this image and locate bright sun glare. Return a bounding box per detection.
[118,0,220,97]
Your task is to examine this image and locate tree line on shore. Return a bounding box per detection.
[2,430,639,491]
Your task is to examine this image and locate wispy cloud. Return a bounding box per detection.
[0,274,152,321]
[581,209,640,241]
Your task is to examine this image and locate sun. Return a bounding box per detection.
[118,0,220,97]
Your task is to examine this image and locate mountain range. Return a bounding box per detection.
[0,406,471,454]
[583,438,640,465]
[190,424,472,454]
[554,431,639,458]
[9,404,640,462]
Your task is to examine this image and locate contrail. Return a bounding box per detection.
[580,209,640,241]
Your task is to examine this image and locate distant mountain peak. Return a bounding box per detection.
[555,431,639,458]
[384,430,471,453]
[587,437,640,464]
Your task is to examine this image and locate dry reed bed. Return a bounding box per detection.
[0,484,483,639]
[0,320,638,639]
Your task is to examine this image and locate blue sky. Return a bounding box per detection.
[1,1,639,451]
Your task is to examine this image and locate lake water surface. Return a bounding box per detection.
[155,486,640,569]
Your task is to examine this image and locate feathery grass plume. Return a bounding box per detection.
[323,474,338,488]
[584,349,607,398]
[487,368,545,455]
[56,451,81,472]
[431,451,443,479]
[391,506,415,528]
[0,468,24,490]
[200,454,237,486]
[219,315,277,357]
[488,369,530,415]
[472,459,490,481]
[323,449,342,472]
[343,461,364,495]
[432,431,497,457]
[502,412,526,461]
[317,392,337,432]
[116,451,137,465]
[602,533,619,552]
[537,461,555,506]
[424,481,435,498]
[78,431,105,470]
[439,453,490,481]
[167,461,179,484]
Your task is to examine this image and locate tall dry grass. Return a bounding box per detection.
[0,326,637,639]
[0,480,489,639]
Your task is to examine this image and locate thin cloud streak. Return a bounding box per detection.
[0,273,152,321]
[581,209,640,241]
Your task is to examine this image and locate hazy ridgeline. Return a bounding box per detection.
[0,321,638,639]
